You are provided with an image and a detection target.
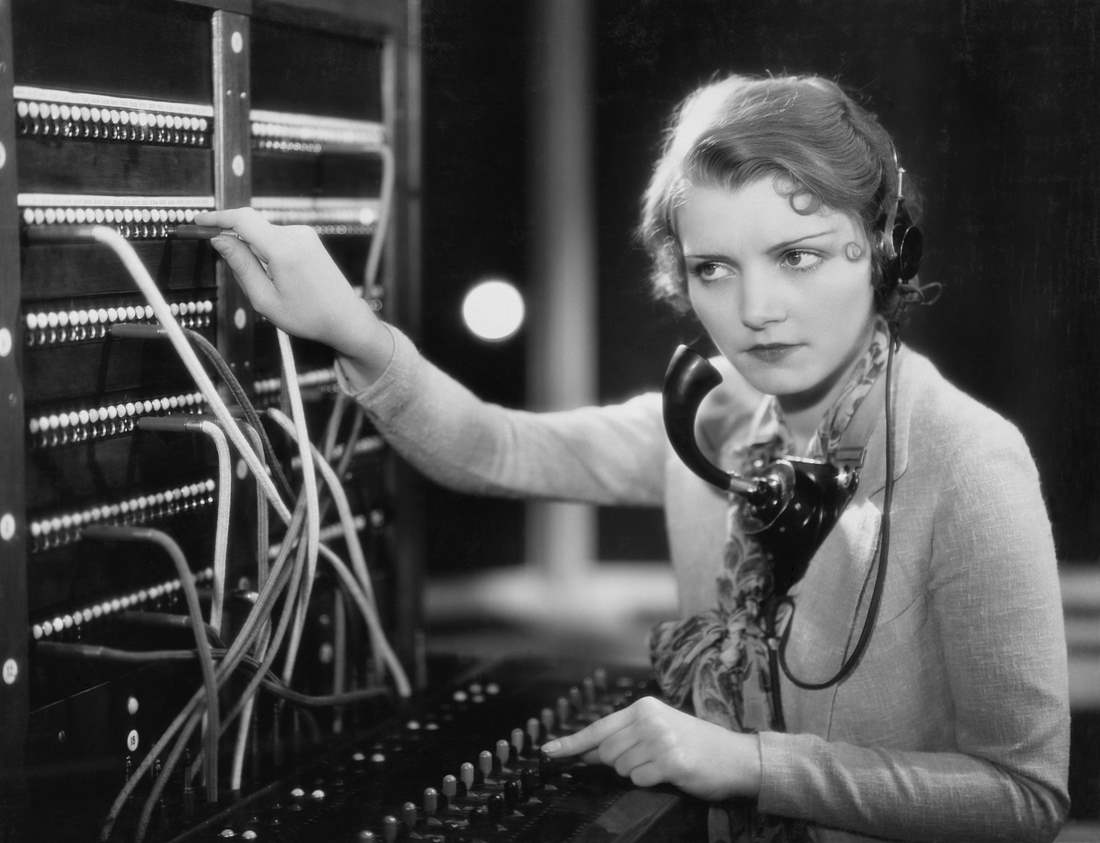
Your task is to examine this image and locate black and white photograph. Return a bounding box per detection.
[0,1,1096,840]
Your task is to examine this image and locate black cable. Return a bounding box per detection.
[135,508,308,843]
[764,602,787,731]
[116,610,225,648]
[182,328,296,502]
[81,526,222,801]
[774,330,898,691]
[98,496,306,843]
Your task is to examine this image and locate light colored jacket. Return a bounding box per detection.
[341,326,1070,842]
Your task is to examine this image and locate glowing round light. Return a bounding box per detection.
[461,279,525,342]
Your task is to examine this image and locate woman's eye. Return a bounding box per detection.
[780,250,823,272]
[691,262,734,283]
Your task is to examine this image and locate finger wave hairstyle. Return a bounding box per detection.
[639,74,915,317]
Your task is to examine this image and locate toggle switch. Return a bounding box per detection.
[570,685,584,712]
[381,814,399,843]
[441,774,457,801]
[477,750,493,785]
[422,787,438,818]
[494,739,509,775]
[459,761,475,795]
[556,696,571,729]
[540,707,555,740]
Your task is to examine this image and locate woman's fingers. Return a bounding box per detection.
[543,698,664,780]
[193,207,387,370]
[545,696,758,802]
[626,760,663,788]
[194,208,277,264]
[542,706,633,758]
[609,740,653,779]
[593,722,643,770]
[207,234,277,314]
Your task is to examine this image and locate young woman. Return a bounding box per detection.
[196,74,1069,842]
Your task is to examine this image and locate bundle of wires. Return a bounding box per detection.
[29,141,409,843]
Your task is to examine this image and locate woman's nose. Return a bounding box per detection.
[738,269,786,330]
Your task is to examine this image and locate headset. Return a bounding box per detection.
[662,160,924,712]
[881,165,926,329]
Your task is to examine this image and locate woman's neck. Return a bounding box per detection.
[777,321,878,454]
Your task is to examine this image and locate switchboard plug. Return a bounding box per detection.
[167,224,237,240]
[110,322,167,340]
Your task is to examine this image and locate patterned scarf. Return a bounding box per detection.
[649,320,891,842]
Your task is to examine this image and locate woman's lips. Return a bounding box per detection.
[745,343,801,363]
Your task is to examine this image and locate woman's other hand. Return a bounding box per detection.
[193,208,392,377]
[541,695,762,802]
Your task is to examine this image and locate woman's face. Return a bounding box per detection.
[678,177,876,413]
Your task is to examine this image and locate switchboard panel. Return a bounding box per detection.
[0,1,422,839]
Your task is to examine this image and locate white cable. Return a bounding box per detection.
[269,411,371,599]
[80,226,292,523]
[317,543,409,698]
[230,423,271,793]
[40,225,405,797]
[315,140,393,513]
[197,420,231,633]
[363,143,394,291]
[268,408,410,697]
[323,392,349,460]
[137,415,233,633]
[230,696,255,792]
[276,329,320,684]
[38,225,322,795]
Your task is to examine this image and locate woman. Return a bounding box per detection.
[196,74,1069,842]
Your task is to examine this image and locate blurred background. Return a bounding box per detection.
[411,0,1098,826]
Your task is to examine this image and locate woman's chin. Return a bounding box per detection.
[737,364,814,400]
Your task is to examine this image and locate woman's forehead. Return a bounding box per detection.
[676,178,861,250]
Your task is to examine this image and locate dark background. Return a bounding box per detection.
[418,0,1100,571]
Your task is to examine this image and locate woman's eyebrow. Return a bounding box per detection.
[767,229,838,252]
[684,228,840,262]
[683,251,736,262]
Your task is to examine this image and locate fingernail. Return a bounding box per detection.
[541,740,561,754]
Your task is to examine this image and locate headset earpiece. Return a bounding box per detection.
[883,166,923,289]
[890,199,923,284]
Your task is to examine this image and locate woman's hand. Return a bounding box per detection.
[193,208,391,375]
[542,696,761,802]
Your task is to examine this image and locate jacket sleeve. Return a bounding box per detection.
[335,324,667,506]
[756,420,1070,842]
